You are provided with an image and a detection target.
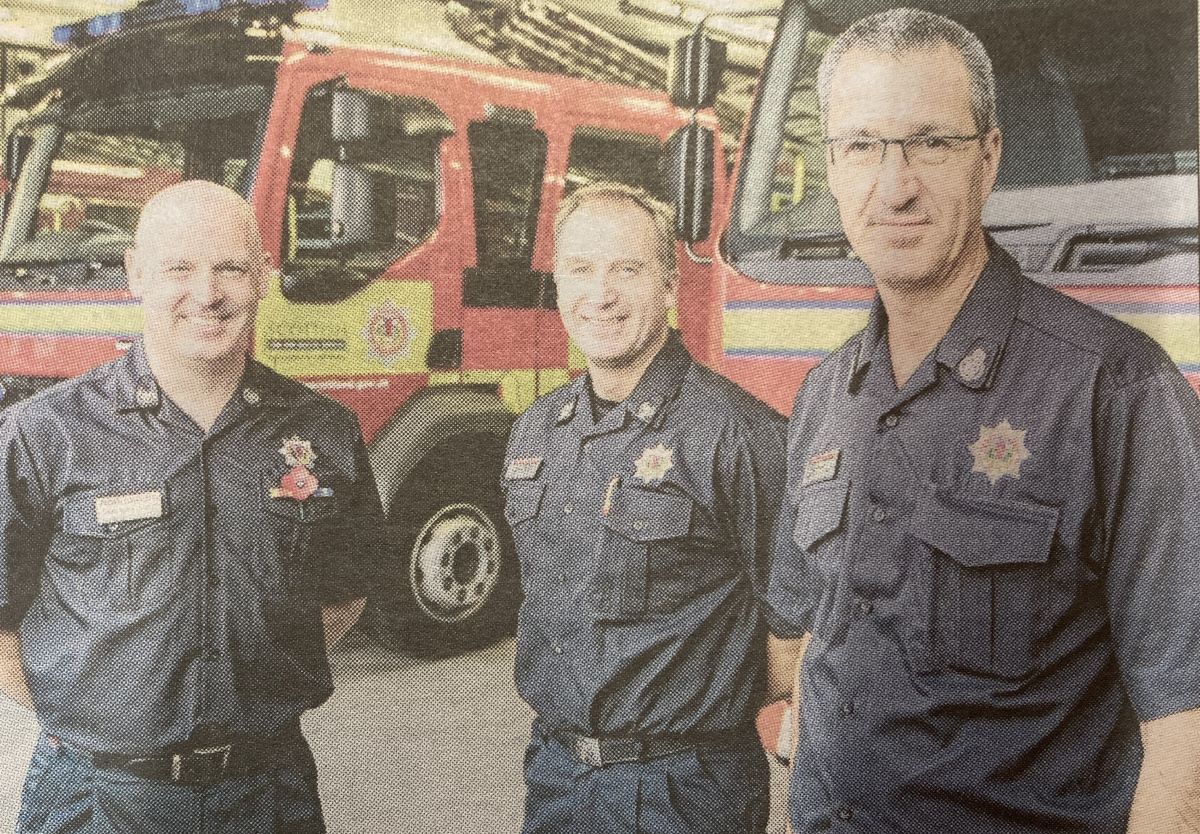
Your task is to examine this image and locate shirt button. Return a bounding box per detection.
[840,702,855,717]
[872,507,886,523]
[632,520,647,531]
[559,570,568,583]
[884,414,898,428]
[583,441,592,451]
[562,502,574,515]
[552,644,563,655]
[836,806,853,821]
[857,600,873,617]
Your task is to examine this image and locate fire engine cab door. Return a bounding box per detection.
[256,78,460,418]
[460,109,559,407]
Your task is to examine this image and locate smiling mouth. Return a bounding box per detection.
[182,312,235,331]
[870,217,930,227]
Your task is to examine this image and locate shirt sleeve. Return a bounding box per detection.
[310,431,385,606]
[764,380,823,639]
[1100,370,1200,721]
[0,408,51,629]
[716,407,794,637]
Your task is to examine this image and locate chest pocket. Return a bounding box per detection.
[51,493,174,613]
[259,471,341,595]
[912,490,1058,679]
[790,479,851,640]
[504,482,547,593]
[600,490,693,618]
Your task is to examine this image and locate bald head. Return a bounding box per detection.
[126,180,270,374]
[132,180,263,255]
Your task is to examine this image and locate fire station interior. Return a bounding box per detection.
[0,2,1194,833]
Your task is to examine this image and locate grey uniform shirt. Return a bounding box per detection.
[504,331,789,737]
[0,342,382,754]
[769,243,1200,834]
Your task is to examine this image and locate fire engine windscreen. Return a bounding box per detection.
[727,0,1198,278]
[0,83,269,267]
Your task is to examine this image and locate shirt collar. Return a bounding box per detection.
[847,237,1023,392]
[554,330,693,432]
[111,340,297,414]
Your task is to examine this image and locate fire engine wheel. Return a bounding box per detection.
[364,435,520,658]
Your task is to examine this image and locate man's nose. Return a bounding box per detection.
[580,270,619,305]
[875,143,921,208]
[190,267,225,306]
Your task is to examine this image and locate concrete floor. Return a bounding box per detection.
[0,633,788,833]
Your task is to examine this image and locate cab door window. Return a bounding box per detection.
[285,85,451,276]
[564,126,667,199]
[463,114,550,308]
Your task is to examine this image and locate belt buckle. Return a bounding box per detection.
[171,744,232,783]
[574,735,603,767]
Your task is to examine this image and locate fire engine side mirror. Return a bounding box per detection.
[668,30,726,109]
[331,88,372,142]
[329,161,375,251]
[4,134,32,185]
[666,123,715,244]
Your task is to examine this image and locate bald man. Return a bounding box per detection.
[0,181,383,834]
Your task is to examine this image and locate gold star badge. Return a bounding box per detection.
[634,443,674,484]
[968,420,1031,484]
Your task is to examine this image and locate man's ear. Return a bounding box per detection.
[663,270,680,311]
[124,249,143,298]
[255,252,272,300]
[979,127,1003,195]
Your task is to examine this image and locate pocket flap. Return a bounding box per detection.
[792,479,850,550]
[605,491,692,542]
[260,472,340,523]
[912,490,1058,567]
[505,482,545,525]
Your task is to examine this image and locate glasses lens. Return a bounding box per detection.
[836,139,881,167]
[905,137,954,165]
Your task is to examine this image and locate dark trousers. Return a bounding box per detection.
[16,732,325,834]
[521,728,770,834]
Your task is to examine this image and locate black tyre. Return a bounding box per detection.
[364,433,521,657]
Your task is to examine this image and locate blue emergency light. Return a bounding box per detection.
[53,0,327,46]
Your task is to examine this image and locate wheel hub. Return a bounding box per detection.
[410,503,501,622]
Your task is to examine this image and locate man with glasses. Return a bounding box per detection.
[766,8,1200,834]
[505,182,799,833]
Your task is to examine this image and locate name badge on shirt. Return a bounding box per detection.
[506,456,543,480]
[802,449,840,486]
[95,491,163,525]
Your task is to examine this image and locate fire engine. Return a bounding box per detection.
[0,0,726,656]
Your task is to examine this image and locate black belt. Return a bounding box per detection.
[540,724,754,768]
[74,734,298,786]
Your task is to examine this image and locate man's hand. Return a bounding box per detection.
[1128,707,1200,833]
[0,629,34,710]
[321,597,367,650]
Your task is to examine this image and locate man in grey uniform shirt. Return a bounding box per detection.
[0,181,382,833]
[766,9,1200,834]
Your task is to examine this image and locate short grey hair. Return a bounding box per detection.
[554,182,677,283]
[817,7,997,134]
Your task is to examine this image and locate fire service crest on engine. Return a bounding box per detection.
[363,300,414,367]
[968,420,1031,484]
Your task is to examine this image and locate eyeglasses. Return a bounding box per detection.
[823,133,985,167]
